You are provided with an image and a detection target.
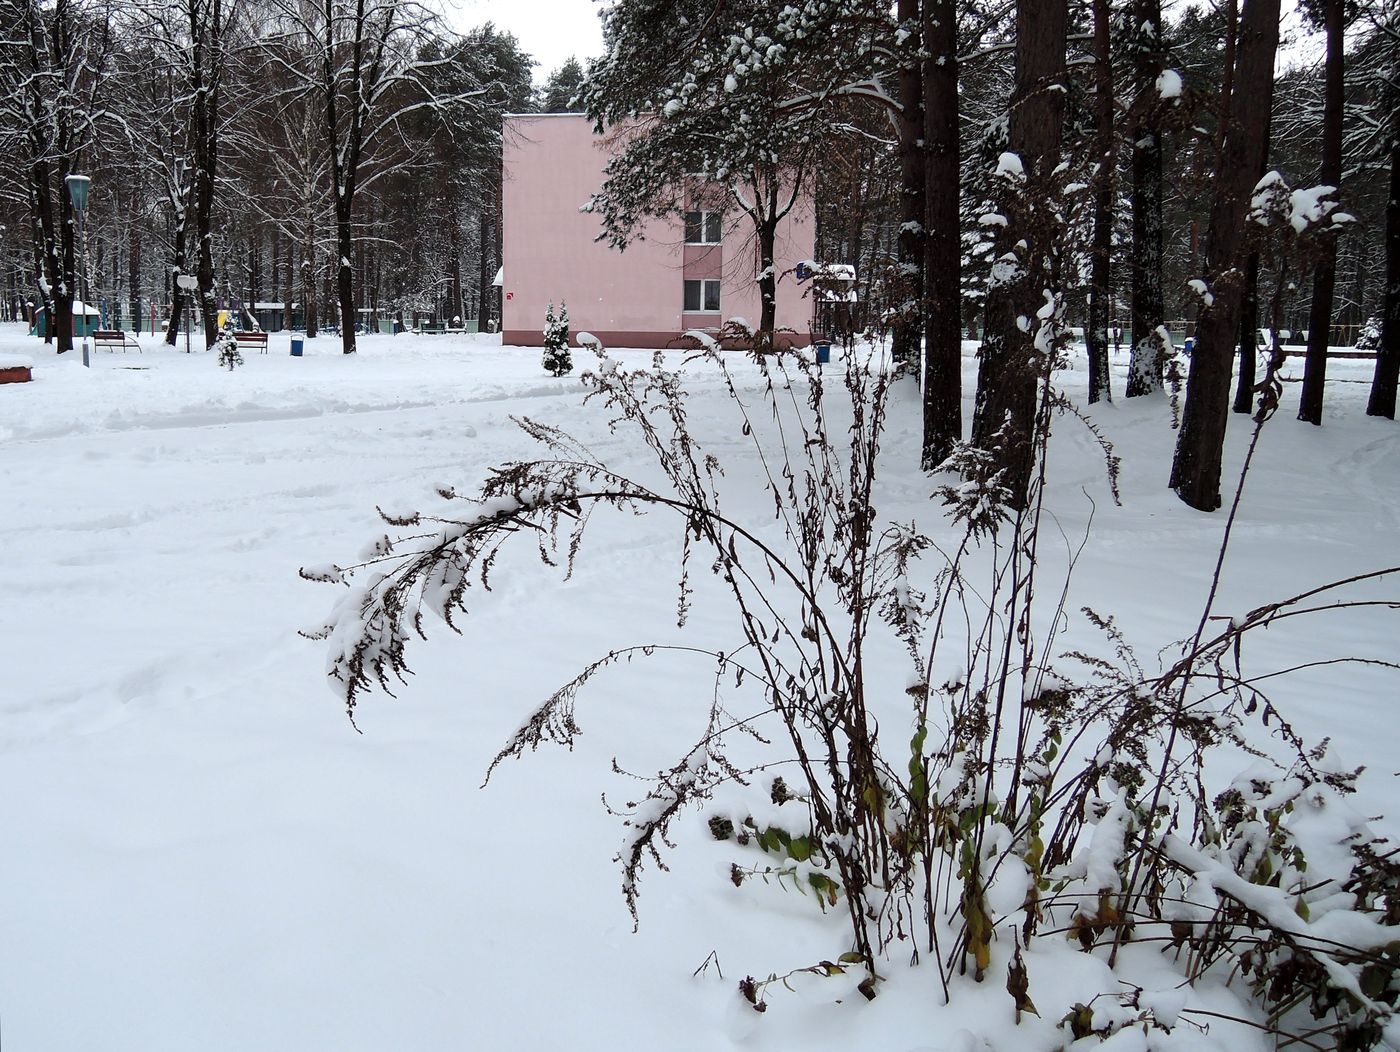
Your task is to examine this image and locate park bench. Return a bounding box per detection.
[93,330,141,353]
[1279,347,1378,360]
[234,331,269,353]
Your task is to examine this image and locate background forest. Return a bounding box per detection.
[1,0,1392,359]
[2,0,1397,511]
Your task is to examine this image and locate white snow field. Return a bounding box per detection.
[1,324,1396,1050]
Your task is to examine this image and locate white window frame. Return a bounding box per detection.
[684,210,723,245]
[684,278,721,313]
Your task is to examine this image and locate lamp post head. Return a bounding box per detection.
[65,174,92,212]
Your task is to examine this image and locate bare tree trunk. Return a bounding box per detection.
[270,229,280,331]
[335,202,355,352]
[127,200,141,333]
[249,234,260,312]
[165,196,190,346]
[190,0,221,346]
[282,230,294,333]
[921,0,960,469]
[970,0,1066,506]
[303,228,318,338]
[448,200,463,323]
[755,179,780,349]
[1126,0,1165,396]
[1368,119,1400,418]
[31,158,69,351]
[1233,251,1260,413]
[1298,0,1344,425]
[57,175,77,353]
[1233,108,1269,415]
[1169,0,1280,510]
[1086,0,1114,404]
[892,0,924,375]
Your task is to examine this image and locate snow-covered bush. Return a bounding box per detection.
[306,334,1400,1048]
[542,302,572,376]
[1356,316,1381,352]
[212,317,243,371]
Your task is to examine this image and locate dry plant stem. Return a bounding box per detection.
[311,329,1398,1042]
[1109,341,1290,969]
[1177,1009,1331,1052]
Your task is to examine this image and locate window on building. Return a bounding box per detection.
[684,279,721,313]
[684,210,723,245]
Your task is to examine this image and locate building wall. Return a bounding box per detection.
[501,114,814,349]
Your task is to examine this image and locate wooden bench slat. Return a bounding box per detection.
[93,330,140,353]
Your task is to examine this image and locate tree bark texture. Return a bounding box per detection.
[165,191,191,346]
[1126,0,1165,397]
[892,0,925,375]
[1298,0,1344,425]
[1368,120,1400,419]
[478,209,494,327]
[920,0,961,469]
[1169,0,1280,511]
[335,202,356,349]
[971,0,1066,507]
[1233,251,1260,413]
[303,228,318,338]
[128,202,141,332]
[757,179,780,347]
[1233,108,1269,415]
[1086,0,1114,404]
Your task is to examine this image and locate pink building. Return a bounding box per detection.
[500,114,814,349]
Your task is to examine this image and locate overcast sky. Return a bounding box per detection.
[446,0,608,83]
[442,0,1324,85]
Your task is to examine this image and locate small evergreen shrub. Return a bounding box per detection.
[1356,316,1381,352]
[542,302,572,376]
[213,317,243,371]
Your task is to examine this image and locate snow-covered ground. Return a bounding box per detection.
[1,325,1395,1050]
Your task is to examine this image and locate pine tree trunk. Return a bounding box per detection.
[971,0,1066,506]
[892,0,925,376]
[1086,0,1114,404]
[921,0,960,469]
[478,209,493,328]
[1298,0,1343,426]
[449,201,463,323]
[1368,123,1400,418]
[1233,251,1260,413]
[1233,104,1269,415]
[1169,0,1280,511]
[1126,0,1165,397]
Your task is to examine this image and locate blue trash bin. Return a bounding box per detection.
[1183,337,1194,355]
[290,337,304,357]
[816,343,831,364]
